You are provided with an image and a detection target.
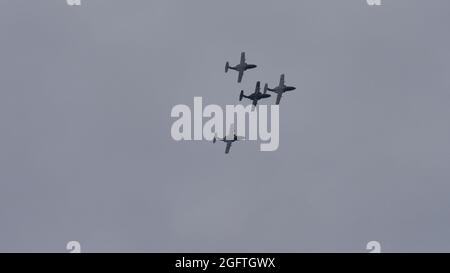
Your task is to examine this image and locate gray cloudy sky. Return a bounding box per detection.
[1,0,450,252]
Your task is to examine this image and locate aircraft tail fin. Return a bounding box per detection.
[225,62,230,73]
[239,90,244,101]
[264,83,269,94]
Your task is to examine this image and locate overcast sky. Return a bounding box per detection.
[1,0,450,252]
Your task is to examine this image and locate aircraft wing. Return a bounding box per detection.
[275,92,283,105]
[225,142,232,154]
[254,81,261,93]
[237,70,244,83]
[240,52,246,64]
[279,74,285,87]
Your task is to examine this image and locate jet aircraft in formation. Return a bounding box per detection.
[213,126,245,154]
[239,81,271,107]
[225,52,257,83]
[264,74,297,105]
[217,52,297,153]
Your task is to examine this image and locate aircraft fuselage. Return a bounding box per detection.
[247,93,271,100]
[273,85,296,94]
[234,63,256,72]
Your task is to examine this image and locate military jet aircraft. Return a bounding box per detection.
[264,74,296,105]
[213,126,245,154]
[239,81,271,107]
[225,52,257,83]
